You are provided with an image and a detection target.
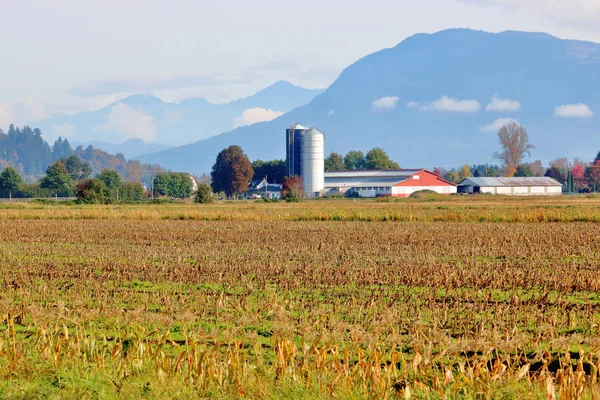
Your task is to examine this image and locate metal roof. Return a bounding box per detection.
[458,177,562,187]
[324,169,423,178]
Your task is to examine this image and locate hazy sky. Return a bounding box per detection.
[2,0,600,127]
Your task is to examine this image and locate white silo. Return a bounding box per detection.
[301,128,325,198]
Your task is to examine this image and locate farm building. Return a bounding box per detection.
[457,177,563,196]
[324,169,456,198]
[245,178,282,199]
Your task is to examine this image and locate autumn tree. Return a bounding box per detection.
[587,161,600,192]
[0,166,22,198]
[444,171,459,183]
[493,122,535,177]
[458,165,472,180]
[324,152,345,171]
[545,167,566,184]
[281,176,304,202]
[365,148,400,170]
[211,145,254,198]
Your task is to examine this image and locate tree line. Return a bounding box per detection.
[0,124,166,186]
[0,156,198,203]
[436,121,600,192]
[325,148,400,171]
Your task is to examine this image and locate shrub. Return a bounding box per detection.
[194,183,213,204]
[76,178,112,204]
[281,176,304,202]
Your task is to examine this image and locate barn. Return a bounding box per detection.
[457,177,563,196]
[324,169,456,198]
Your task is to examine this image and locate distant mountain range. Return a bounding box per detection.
[137,29,600,174]
[71,138,172,159]
[36,81,323,148]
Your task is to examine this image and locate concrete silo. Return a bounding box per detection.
[301,128,325,197]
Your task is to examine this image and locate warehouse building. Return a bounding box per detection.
[324,169,456,198]
[457,177,563,196]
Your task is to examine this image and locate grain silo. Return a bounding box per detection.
[286,124,305,178]
[301,128,325,197]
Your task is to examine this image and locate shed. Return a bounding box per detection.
[457,177,563,196]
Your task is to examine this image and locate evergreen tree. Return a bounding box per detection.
[40,161,74,196]
[0,166,23,198]
[60,156,92,181]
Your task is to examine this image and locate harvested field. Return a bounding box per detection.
[0,197,599,398]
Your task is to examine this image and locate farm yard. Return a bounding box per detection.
[0,197,600,399]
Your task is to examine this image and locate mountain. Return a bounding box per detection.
[138,29,600,174]
[36,81,323,146]
[72,138,171,159]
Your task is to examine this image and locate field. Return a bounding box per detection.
[0,197,599,399]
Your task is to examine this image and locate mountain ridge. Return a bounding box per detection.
[136,28,600,173]
[35,81,324,147]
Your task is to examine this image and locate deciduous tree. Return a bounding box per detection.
[344,151,366,170]
[365,148,400,170]
[211,146,254,198]
[324,152,345,171]
[281,176,304,202]
[493,122,534,177]
[458,165,472,180]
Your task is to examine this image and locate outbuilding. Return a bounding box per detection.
[324,169,456,198]
[457,177,563,196]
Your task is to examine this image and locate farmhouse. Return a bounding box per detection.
[246,178,282,199]
[324,169,456,198]
[457,177,563,196]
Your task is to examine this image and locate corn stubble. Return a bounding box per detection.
[0,199,599,398]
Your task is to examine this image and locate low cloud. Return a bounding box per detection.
[481,117,518,132]
[0,103,14,129]
[408,96,481,112]
[95,102,157,141]
[554,103,593,118]
[233,108,283,128]
[486,95,521,112]
[51,123,76,138]
[70,73,261,97]
[372,96,399,111]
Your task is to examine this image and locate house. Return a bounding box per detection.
[324,169,456,198]
[246,178,282,199]
[457,177,563,196]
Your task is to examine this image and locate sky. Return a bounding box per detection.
[2,0,600,129]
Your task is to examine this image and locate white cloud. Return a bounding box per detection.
[233,108,283,128]
[95,102,157,141]
[459,0,600,27]
[486,95,521,112]
[481,117,518,132]
[554,103,593,118]
[372,96,399,111]
[51,123,76,138]
[327,109,335,116]
[0,103,14,129]
[408,96,481,112]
